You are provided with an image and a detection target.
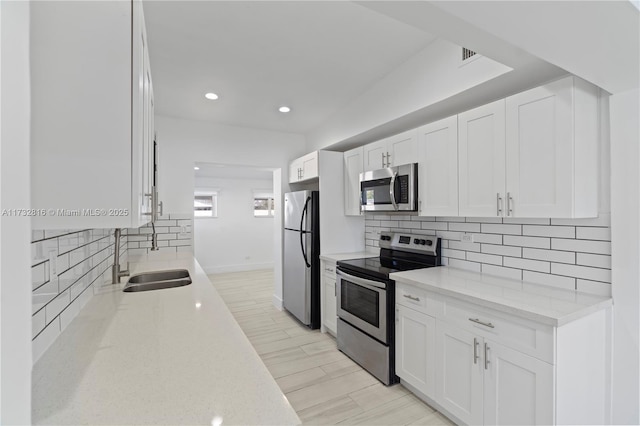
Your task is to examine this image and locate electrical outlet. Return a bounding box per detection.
[180,225,189,235]
[49,251,57,277]
[461,233,474,243]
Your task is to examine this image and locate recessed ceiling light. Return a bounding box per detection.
[194,166,200,170]
[279,106,291,113]
[205,92,219,100]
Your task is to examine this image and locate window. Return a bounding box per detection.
[254,192,274,217]
[194,193,217,218]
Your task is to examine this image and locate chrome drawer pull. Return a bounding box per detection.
[468,318,495,328]
[473,338,479,364]
[403,294,420,302]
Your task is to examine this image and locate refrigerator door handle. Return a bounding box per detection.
[299,196,311,268]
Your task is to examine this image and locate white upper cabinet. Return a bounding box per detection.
[505,76,599,218]
[289,151,319,184]
[458,76,599,218]
[417,116,459,216]
[458,100,507,217]
[363,129,418,172]
[31,0,155,229]
[343,146,364,216]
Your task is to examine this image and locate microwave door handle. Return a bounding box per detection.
[389,171,399,211]
[337,270,386,290]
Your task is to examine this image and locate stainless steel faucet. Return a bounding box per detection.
[112,228,129,283]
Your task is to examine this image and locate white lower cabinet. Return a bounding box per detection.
[483,341,553,426]
[320,260,338,335]
[395,305,436,397]
[395,281,602,426]
[435,322,484,425]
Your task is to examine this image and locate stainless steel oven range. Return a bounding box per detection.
[336,232,441,385]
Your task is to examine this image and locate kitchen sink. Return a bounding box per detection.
[123,269,192,292]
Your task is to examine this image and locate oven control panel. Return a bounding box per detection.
[379,231,438,255]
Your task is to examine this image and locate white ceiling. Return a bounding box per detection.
[143,1,437,134]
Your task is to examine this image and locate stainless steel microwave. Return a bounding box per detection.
[359,163,418,212]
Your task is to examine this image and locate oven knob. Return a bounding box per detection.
[413,238,420,244]
[426,240,433,246]
[419,239,426,245]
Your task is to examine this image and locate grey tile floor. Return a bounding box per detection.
[208,269,454,425]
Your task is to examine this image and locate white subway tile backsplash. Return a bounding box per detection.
[576,279,611,296]
[481,264,522,280]
[33,318,61,364]
[448,222,481,233]
[576,253,611,269]
[45,290,70,324]
[32,262,48,290]
[365,213,611,295]
[448,258,481,273]
[551,238,611,255]
[522,248,575,264]
[576,227,611,241]
[523,225,575,238]
[503,257,550,273]
[551,263,612,283]
[466,252,502,266]
[481,223,522,235]
[421,221,448,231]
[481,244,521,258]
[523,271,576,291]
[503,235,551,249]
[169,213,193,220]
[33,309,46,339]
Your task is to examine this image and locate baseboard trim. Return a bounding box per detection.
[202,263,274,274]
[272,294,283,311]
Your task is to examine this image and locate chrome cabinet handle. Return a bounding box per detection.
[403,294,420,302]
[381,152,386,168]
[386,151,391,167]
[468,318,495,328]
[473,338,479,364]
[507,192,513,216]
[496,193,502,216]
[484,343,490,370]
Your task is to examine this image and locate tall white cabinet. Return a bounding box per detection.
[343,147,364,216]
[31,0,156,229]
[417,116,459,216]
[458,100,507,217]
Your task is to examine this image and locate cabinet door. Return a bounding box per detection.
[323,275,337,335]
[289,159,301,183]
[387,129,418,167]
[141,55,152,219]
[344,147,364,216]
[505,78,574,218]
[458,100,506,217]
[417,116,458,216]
[396,305,436,397]
[301,152,318,181]
[436,322,483,425]
[363,139,388,171]
[483,341,553,425]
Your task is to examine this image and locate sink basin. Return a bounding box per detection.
[123,269,192,292]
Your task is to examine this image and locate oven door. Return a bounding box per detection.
[336,268,387,343]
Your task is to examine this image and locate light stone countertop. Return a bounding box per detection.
[32,251,301,425]
[320,250,379,262]
[390,266,612,327]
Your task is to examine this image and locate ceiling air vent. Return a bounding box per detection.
[462,47,477,61]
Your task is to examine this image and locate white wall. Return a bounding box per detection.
[156,115,307,306]
[610,88,640,424]
[194,176,275,273]
[0,1,32,423]
[306,38,512,151]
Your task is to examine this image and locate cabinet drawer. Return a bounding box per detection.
[396,283,440,316]
[322,261,337,278]
[438,297,554,363]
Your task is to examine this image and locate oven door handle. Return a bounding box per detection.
[337,269,386,290]
[389,171,399,211]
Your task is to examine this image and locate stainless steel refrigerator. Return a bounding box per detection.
[283,190,320,329]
